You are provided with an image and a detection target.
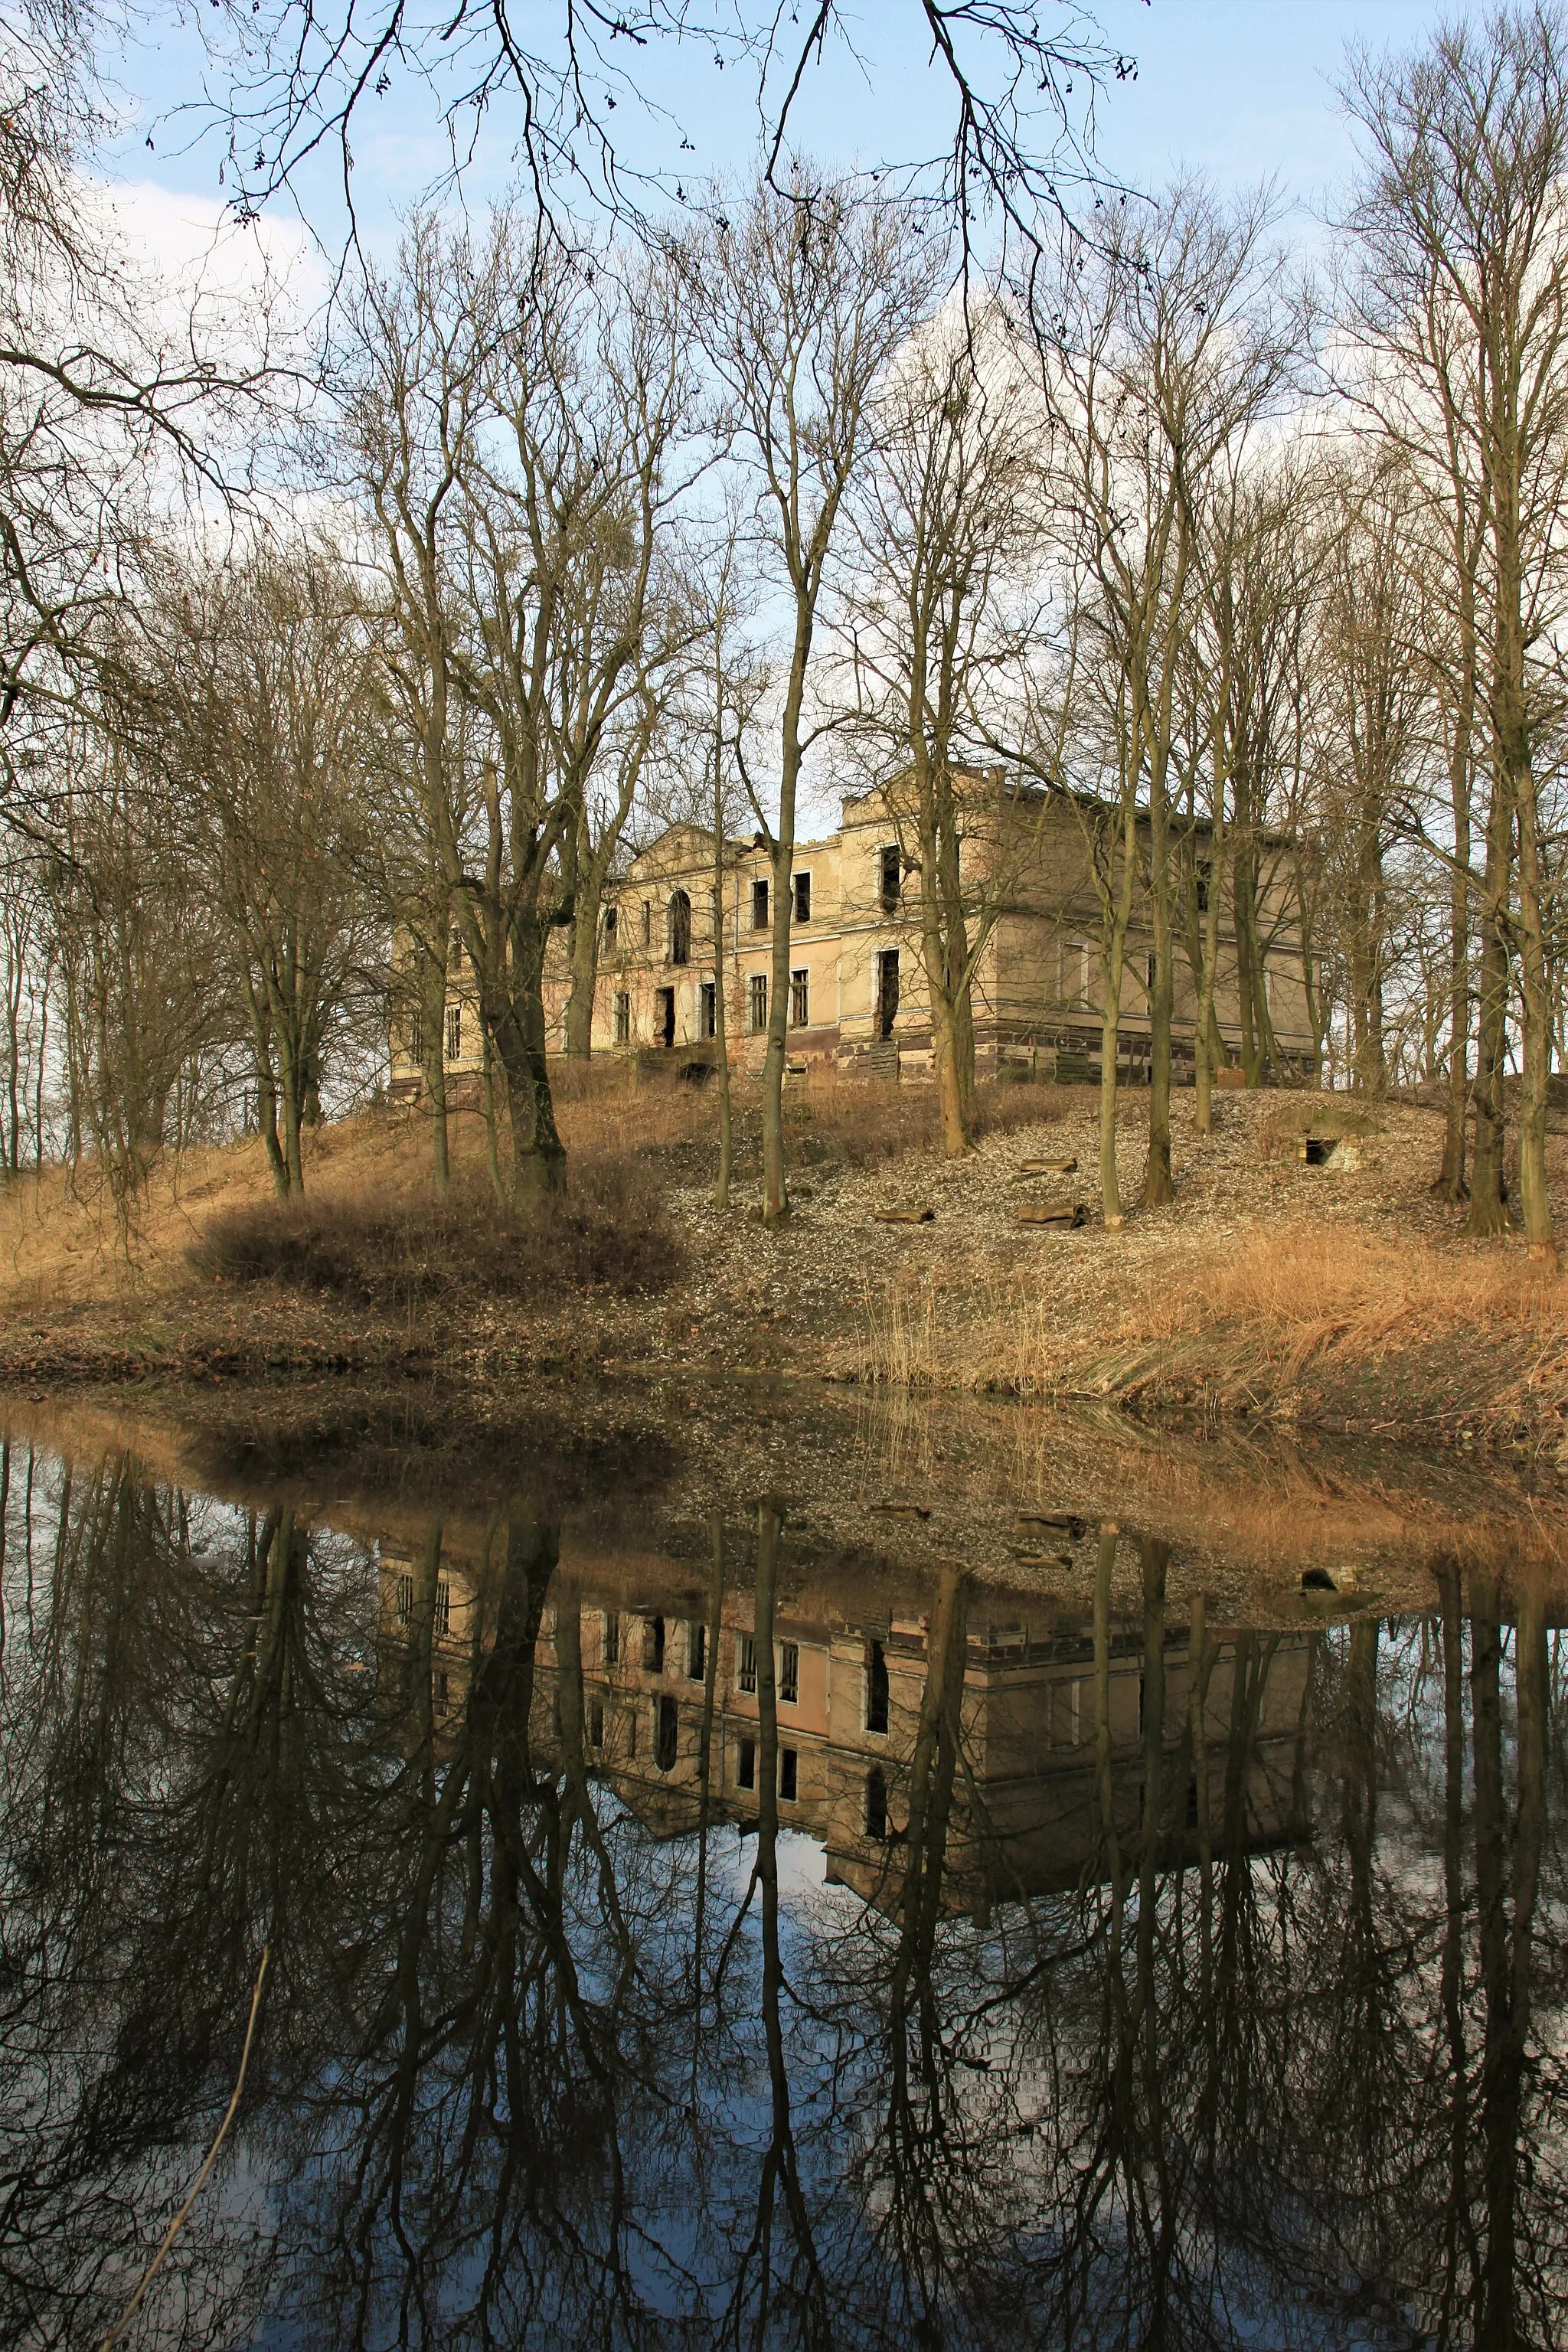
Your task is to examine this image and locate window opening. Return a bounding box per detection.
[779,1642,799,1704]
[752,877,769,930]
[865,1766,887,1839]
[779,1747,799,1802]
[433,1668,448,1717]
[449,929,463,973]
[699,981,717,1038]
[407,1008,424,1066]
[668,889,691,965]
[434,1579,452,1638]
[642,1615,665,1673]
[1196,861,1211,914]
[656,1694,678,1772]
[737,1633,757,1692]
[737,1736,756,1790]
[641,900,652,946]
[880,844,901,912]
[396,1571,413,1624]
[688,1622,707,1681]
[749,975,769,1033]
[626,1707,637,1759]
[613,991,632,1046]
[603,903,618,945]
[794,872,812,923]
[589,1697,605,1747]
[655,987,675,1047]
[790,969,808,1028]
[603,1611,620,1665]
[445,1004,462,1063]
[866,1640,889,1734]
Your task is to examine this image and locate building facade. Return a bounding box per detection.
[389,774,1315,1097]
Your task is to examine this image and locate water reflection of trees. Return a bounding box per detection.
[2,1446,1565,2349]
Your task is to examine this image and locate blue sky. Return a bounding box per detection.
[105,0,1491,260]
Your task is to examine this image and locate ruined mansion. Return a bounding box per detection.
[391,774,1314,1093]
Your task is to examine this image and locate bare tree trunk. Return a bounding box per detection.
[711,829,733,1213]
[1512,769,1557,1266]
[1145,777,1174,1203]
[1098,810,1136,1227]
[423,948,450,1197]
[1466,769,1510,1237]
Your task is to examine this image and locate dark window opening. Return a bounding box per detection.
[699,981,717,1038]
[687,1622,707,1681]
[449,929,463,972]
[407,1008,424,1066]
[396,1571,413,1624]
[880,845,901,913]
[867,1640,889,1735]
[603,903,618,945]
[589,1697,606,1747]
[1187,1772,1200,1828]
[1146,952,1157,992]
[613,991,632,1046]
[752,877,769,930]
[865,1766,887,1839]
[1305,1137,1335,1167]
[1196,861,1211,914]
[445,1004,462,1063]
[655,987,675,1048]
[668,890,691,965]
[434,1579,452,1638]
[433,1668,449,1717]
[794,871,812,923]
[603,1611,620,1665]
[656,1694,678,1772]
[642,1615,665,1673]
[876,951,900,1042]
[790,969,809,1028]
[626,1708,637,1759]
[779,1642,799,1704]
[737,1736,756,1790]
[641,900,652,946]
[749,975,768,1034]
[779,1747,799,1803]
[737,1634,757,1692]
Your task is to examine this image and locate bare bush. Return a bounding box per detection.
[190,1155,681,1308]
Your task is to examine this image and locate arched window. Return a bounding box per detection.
[668,889,691,966]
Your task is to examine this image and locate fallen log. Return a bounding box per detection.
[870,1501,933,1520]
[874,1206,936,1224]
[1014,1155,1079,1178]
[1015,1200,1088,1229]
[1017,1511,1087,1539]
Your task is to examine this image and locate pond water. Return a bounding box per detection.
[0,1416,1564,2350]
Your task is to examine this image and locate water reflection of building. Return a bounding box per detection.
[377,1547,1313,1911]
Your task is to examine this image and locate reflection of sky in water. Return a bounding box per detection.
[1,1435,1563,2351]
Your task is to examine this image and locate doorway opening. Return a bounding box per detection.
[876,949,900,1041]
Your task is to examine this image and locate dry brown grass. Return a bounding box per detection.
[851,1219,1568,1429]
[1133,1222,1566,1370]
[1003,1222,1568,1414]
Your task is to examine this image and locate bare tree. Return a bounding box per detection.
[146,541,383,1199]
[1341,0,1568,1261]
[842,314,1047,1156]
[694,168,938,1223]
